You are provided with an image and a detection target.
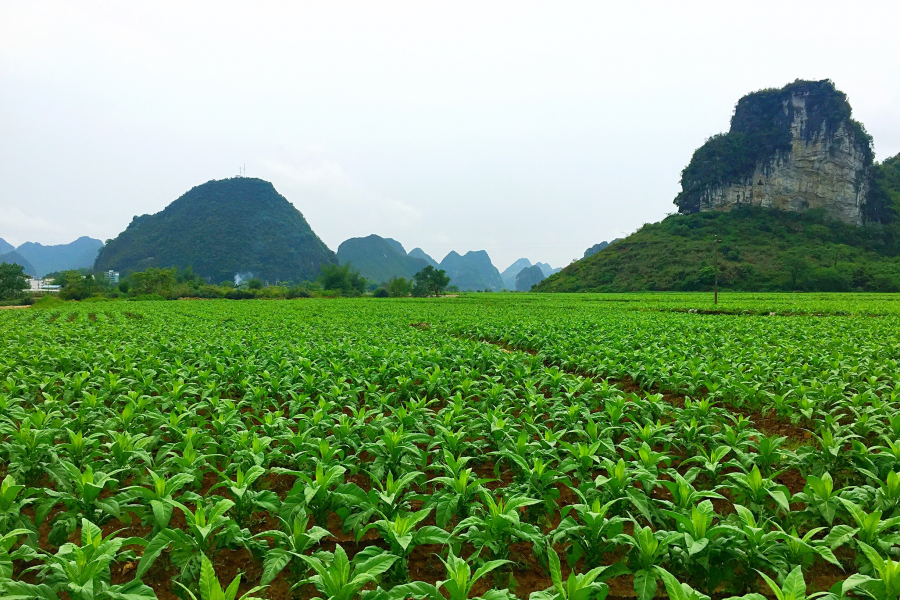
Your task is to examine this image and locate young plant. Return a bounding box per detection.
[722,505,785,595]
[125,470,195,534]
[255,508,331,585]
[176,554,267,600]
[343,470,422,532]
[276,464,354,528]
[840,541,900,600]
[0,474,36,537]
[838,497,900,553]
[23,519,154,600]
[528,545,614,600]
[663,500,735,595]
[358,507,450,584]
[294,544,397,600]
[210,465,280,528]
[454,494,544,564]
[551,497,624,569]
[615,523,679,600]
[727,465,791,519]
[136,498,237,590]
[656,567,711,600]
[39,462,125,546]
[723,564,838,600]
[430,464,493,527]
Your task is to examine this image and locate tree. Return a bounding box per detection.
[387,277,413,298]
[0,262,28,300]
[318,264,366,296]
[413,266,451,297]
[56,270,101,301]
[131,267,176,297]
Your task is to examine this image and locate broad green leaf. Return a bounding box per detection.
[633,569,658,600]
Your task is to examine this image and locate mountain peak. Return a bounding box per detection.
[95,177,336,283]
[408,248,438,268]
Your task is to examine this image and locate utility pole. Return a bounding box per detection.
[713,235,719,305]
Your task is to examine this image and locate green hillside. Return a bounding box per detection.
[539,158,900,293]
[95,178,336,283]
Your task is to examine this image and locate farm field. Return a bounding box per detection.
[2,293,900,600]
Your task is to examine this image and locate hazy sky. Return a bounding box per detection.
[2,1,899,270]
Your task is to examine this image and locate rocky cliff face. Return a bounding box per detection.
[675,80,882,225]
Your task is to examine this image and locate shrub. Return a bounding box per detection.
[32,295,66,309]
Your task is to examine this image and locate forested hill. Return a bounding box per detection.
[94,178,337,283]
[538,157,900,293]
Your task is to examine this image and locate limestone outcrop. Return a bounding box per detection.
[675,80,883,225]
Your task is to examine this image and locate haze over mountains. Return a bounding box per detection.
[0,236,103,277]
[337,233,558,291]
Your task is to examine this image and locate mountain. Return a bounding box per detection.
[0,239,13,254]
[584,239,622,258]
[337,234,429,283]
[515,265,546,291]
[408,248,438,268]
[500,258,532,289]
[94,177,337,283]
[439,250,504,291]
[675,79,888,225]
[0,251,36,277]
[383,238,406,256]
[538,80,900,294]
[16,237,104,278]
[534,262,561,277]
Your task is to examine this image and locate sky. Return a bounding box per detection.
[2,1,899,272]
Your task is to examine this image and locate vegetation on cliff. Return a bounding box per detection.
[94,178,337,283]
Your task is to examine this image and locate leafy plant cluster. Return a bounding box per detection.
[1,296,900,599]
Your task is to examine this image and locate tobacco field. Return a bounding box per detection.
[2,293,900,600]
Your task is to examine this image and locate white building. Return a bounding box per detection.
[104,270,120,285]
[27,278,60,294]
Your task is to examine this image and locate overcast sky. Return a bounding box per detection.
[2,1,899,270]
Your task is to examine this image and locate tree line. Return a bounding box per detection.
[0,261,454,303]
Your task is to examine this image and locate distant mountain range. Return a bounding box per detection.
[336,235,566,292]
[337,235,430,283]
[0,251,37,277]
[500,258,532,289]
[95,177,336,283]
[500,258,560,289]
[515,265,546,291]
[439,250,505,291]
[0,236,103,277]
